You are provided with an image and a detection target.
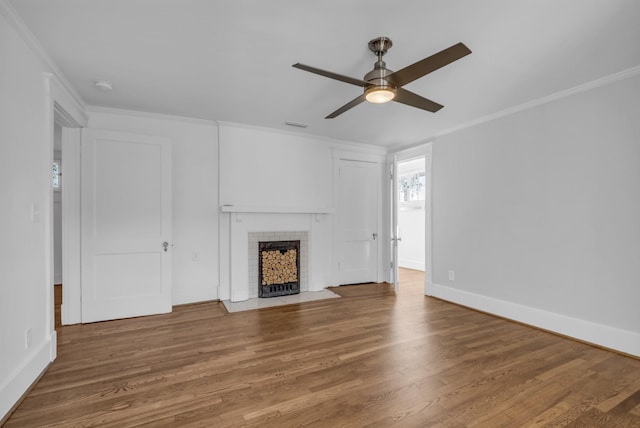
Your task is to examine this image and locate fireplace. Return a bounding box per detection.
[258,240,301,297]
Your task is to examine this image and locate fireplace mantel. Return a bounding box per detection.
[220,205,333,214]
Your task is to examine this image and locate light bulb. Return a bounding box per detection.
[365,86,396,103]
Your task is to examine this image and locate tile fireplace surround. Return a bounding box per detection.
[223,210,332,302]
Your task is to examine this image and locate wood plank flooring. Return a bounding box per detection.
[5,269,640,427]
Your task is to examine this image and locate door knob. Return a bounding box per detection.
[162,242,169,252]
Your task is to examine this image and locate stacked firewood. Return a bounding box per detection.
[261,249,298,285]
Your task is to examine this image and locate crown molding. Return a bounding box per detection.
[217,120,387,155]
[390,64,640,152]
[86,108,385,155]
[86,105,219,126]
[0,0,86,112]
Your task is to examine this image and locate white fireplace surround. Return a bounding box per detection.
[225,211,332,302]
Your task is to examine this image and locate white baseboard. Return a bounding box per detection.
[430,283,640,357]
[172,286,217,306]
[399,260,425,271]
[0,335,53,421]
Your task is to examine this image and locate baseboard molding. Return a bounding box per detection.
[0,335,53,422]
[172,287,218,306]
[430,283,640,358]
[399,260,425,271]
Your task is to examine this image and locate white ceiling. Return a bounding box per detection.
[9,0,640,148]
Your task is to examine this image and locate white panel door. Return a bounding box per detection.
[81,129,172,323]
[336,160,379,285]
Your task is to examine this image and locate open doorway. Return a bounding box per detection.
[396,157,426,293]
[53,122,63,328]
[390,143,432,295]
[50,101,84,327]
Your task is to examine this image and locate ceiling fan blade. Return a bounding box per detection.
[387,42,471,87]
[326,94,367,119]
[293,63,370,87]
[394,88,444,113]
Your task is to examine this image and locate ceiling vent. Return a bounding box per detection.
[285,121,309,128]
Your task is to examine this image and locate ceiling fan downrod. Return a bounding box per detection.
[364,37,396,102]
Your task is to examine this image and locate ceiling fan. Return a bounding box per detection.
[293,37,471,119]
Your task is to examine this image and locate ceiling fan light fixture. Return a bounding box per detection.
[365,86,396,104]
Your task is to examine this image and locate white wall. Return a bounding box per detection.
[87,110,219,305]
[431,71,640,356]
[219,123,333,211]
[0,6,55,420]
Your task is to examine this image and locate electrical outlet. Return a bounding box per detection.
[448,270,455,282]
[25,328,32,349]
[31,203,41,223]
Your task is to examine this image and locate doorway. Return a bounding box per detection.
[390,144,433,294]
[53,122,63,328]
[397,157,426,275]
[334,158,382,285]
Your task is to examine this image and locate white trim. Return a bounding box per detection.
[87,106,217,126]
[221,121,387,156]
[390,65,640,152]
[0,1,85,112]
[332,148,386,164]
[220,205,333,214]
[0,337,52,421]
[172,288,217,306]
[398,260,425,271]
[87,109,387,156]
[42,76,55,358]
[44,73,85,326]
[227,213,329,302]
[388,143,433,295]
[49,331,57,361]
[332,157,385,286]
[423,150,433,296]
[60,128,82,325]
[431,283,640,358]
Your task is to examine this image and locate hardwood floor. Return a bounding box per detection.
[54,284,62,328]
[6,269,640,427]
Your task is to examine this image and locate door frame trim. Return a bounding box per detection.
[332,149,385,286]
[44,73,86,336]
[387,143,433,295]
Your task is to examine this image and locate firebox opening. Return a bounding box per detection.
[259,240,301,298]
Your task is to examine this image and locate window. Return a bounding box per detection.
[52,161,60,189]
[399,171,425,203]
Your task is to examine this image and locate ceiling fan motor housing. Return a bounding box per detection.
[365,37,396,100]
[364,61,395,88]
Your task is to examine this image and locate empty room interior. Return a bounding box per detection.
[2,1,640,426]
